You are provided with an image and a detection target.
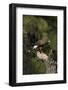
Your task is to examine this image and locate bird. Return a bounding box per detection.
[33,36,50,62]
[33,36,50,50]
[27,31,50,62]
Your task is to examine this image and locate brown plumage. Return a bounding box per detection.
[36,37,49,46]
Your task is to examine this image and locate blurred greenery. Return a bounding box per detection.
[31,57,46,74]
[23,15,57,75]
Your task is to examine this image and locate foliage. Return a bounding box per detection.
[23,15,57,75]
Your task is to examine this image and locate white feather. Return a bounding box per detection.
[33,45,38,49]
